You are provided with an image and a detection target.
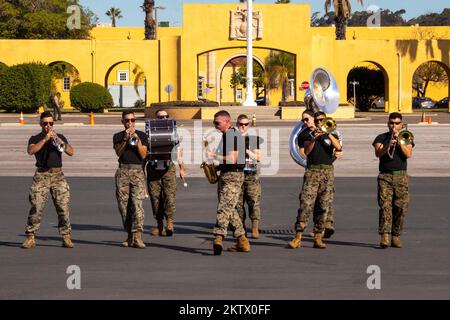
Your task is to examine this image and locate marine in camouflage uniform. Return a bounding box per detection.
[22,111,74,249]
[234,115,261,239]
[373,112,413,249]
[210,111,251,255]
[113,111,149,249]
[146,109,185,237]
[289,112,342,249]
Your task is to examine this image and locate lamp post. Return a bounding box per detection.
[243,0,257,107]
[349,80,359,110]
[154,6,166,39]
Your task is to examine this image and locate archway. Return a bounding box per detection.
[105,61,147,108]
[412,61,449,110]
[347,61,389,112]
[218,55,265,106]
[48,61,81,109]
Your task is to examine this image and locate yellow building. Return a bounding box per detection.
[0,3,449,115]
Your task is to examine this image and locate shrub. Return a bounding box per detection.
[70,82,113,113]
[279,101,306,107]
[134,99,146,108]
[150,100,219,108]
[0,62,51,113]
[0,62,7,74]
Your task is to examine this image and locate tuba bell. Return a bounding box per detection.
[290,68,341,168]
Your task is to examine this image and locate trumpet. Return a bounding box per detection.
[51,131,66,153]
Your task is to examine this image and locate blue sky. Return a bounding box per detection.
[79,1,449,27]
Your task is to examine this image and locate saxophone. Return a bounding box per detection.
[200,139,219,184]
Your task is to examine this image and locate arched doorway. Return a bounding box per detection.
[49,61,81,109]
[219,55,265,106]
[105,61,146,108]
[347,61,389,112]
[412,61,449,110]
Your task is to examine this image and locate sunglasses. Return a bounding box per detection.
[213,121,221,126]
[301,118,310,122]
[123,118,136,123]
[389,121,402,125]
[42,122,54,126]
[157,115,169,119]
[314,118,325,123]
[239,122,249,127]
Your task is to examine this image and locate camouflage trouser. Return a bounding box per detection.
[378,173,409,236]
[295,168,334,233]
[214,171,246,238]
[26,169,71,235]
[236,173,261,223]
[147,163,177,221]
[115,166,146,233]
[313,186,335,226]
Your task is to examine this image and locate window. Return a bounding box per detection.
[63,77,71,91]
[118,71,129,82]
[236,89,243,100]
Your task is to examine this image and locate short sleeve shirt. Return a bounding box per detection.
[303,132,337,166]
[113,130,149,165]
[28,132,69,168]
[216,128,245,171]
[373,132,414,172]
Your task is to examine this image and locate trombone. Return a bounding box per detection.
[387,124,414,159]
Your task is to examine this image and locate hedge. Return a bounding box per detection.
[279,101,306,107]
[151,100,219,108]
[70,82,113,113]
[0,62,51,113]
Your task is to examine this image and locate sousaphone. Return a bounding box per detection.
[289,68,341,167]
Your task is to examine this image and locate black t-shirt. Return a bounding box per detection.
[297,126,312,149]
[302,132,337,166]
[217,128,245,172]
[113,130,149,165]
[373,132,414,172]
[28,132,69,168]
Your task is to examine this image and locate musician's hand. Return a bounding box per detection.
[313,129,324,140]
[207,151,216,159]
[44,131,53,142]
[246,149,256,159]
[335,150,344,159]
[179,168,185,180]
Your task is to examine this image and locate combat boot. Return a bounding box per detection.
[150,219,166,236]
[213,235,223,256]
[288,232,303,249]
[132,231,146,249]
[21,234,36,249]
[251,220,260,239]
[122,232,132,247]
[227,235,251,252]
[62,234,74,248]
[391,236,402,248]
[380,233,389,249]
[166,217,174,237]
[323,224,335,239]
[313,232,326,249]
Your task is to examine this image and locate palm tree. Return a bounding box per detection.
[105,7,123,27]
[142,0,156,40]
[325,0,364,40]
[264,51,295,103]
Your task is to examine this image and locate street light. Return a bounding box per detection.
[349,80,359,110]
[154,6,166,39]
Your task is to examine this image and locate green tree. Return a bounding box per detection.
[105,7,123,27]
[142,0,156,40]
[230,60,265,98]
[264,51,295,103]
[407,8,450,26]
[325,0,364,40]
[0,62,52,113]
[0,0,97,39]
[347,66,385,111]
[413,62,448,97]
